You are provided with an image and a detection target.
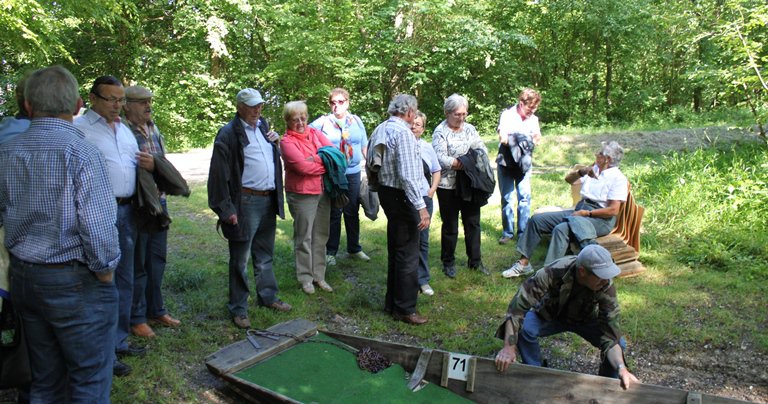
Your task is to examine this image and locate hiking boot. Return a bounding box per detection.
[443,265,456,279]
[470,262,490,276]
[326,255,337,266]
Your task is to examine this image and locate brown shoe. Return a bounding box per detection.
[131,323,156,338]
[150,314,181,328]
[393,312,428,325]
[266,300,292,312]
[233,315,250,329]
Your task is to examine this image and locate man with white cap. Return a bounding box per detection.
[208,88,291,329]
[494,245,640,389]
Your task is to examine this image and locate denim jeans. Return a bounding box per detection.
[132,200,169,324]
[326,171,362,255]
[498,167,531,238]
[417,196,434,286]
[227,193,279,317]
[115,204,137,352]
[11,258,118,403]
[517,310,626,378]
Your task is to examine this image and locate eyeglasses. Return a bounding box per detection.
[330,99,347,106]
[412,122,424,128]
[290,116,307,123]
[127,99,152,105]
[93,92,127,105]
[450,112,467,118]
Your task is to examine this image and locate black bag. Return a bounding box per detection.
[0,299,31,389]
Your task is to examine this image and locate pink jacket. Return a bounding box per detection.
[280,127,333,194]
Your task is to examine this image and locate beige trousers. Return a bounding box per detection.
[286,192,331,284]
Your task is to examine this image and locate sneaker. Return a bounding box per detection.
[349,251,371,261]
[326,255,337,266]
[502,261,534,278]
[315,280,334,292]
[302,282,315,294]
[420,284,434,296]
[498,236,513,245]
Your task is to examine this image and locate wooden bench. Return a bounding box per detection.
[570,176,646,278]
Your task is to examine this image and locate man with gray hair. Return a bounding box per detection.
[366,94,430,325]
[0,65,120,402]
[503,141,628,278]
[208,88,291,330]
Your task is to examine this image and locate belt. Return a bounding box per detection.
[242,188,273,196]
[13,257,84,269]
[116,197,133,205]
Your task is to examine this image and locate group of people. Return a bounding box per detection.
[0,64,641,401]
[0,66,184,402]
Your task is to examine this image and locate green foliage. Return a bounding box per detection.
[3,0,767,149]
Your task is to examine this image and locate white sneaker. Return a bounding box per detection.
[326,255,337,266]
[349,251,371,261]
[420,284,434,296]
[502,261,534,278]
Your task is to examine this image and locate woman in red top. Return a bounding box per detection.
[280,101,335,294]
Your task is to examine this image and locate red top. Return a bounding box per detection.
[280,126,333,194]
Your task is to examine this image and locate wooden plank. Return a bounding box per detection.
[205,318,317,375]
[466,357,477,393]
[324,329,750,404]
[440,351,450,387]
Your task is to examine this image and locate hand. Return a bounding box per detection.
[532,132,542,145]
[96,271,114,283]
[427,189,436,199]
[495,346,517,373]
[417,208,430,231]
[227,214,238,225]
[580,165,598,178]
[136,152,155,171]
[572,209,590,217]
[451,159,464,170]
[619,367,640,390]
[266,131,280,143]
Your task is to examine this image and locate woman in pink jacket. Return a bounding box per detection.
[280,101,335,295]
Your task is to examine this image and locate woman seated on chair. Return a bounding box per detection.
[502,141,628,278]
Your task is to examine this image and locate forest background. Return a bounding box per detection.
[1,0,766,147]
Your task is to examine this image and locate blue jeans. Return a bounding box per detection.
[417,196,434,286]
[326,171,362,255]
[11,258,118,403]
[498,168,531,238]
[228,193,279,317]
[115,204,137,352]
[132,200,169,324]
[517,310,626,378]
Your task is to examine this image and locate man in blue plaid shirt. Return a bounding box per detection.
[0,66,120,403]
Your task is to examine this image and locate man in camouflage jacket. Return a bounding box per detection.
[494,245,640,389]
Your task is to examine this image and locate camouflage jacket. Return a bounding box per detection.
[495,256,623,355]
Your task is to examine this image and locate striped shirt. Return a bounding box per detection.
[0,118,120,273]
[368,116,425,210]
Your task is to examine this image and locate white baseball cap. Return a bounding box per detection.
[236,88,264,106]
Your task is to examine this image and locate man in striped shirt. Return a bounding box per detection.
[367,94,430,325]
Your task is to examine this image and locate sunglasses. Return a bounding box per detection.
[330,99,347,106]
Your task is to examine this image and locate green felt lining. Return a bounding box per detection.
[234,333,472,403]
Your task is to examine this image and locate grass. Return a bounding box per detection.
[108,125,768,402]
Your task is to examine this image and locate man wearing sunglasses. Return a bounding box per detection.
[75,76,156,377]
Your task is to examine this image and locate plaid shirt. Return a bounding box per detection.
[368,116,425,210]
[0,118,119,273]
[127,119,165,156]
